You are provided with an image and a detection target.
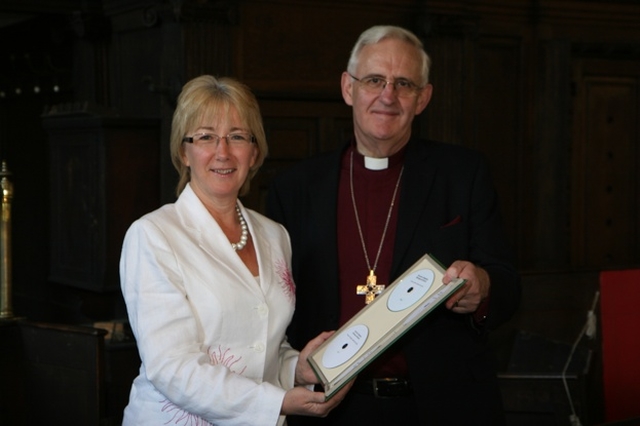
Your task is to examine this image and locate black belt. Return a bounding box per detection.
[353,377,413,398]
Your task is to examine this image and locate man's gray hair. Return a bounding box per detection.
[346,25,431,86]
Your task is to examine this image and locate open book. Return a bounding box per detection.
[308,253,466,399]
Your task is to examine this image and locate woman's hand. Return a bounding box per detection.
[281,380,353,417]
[294,330,335,386]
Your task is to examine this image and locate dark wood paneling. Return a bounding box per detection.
[474,36,524,256]
[529,40,573,269]
[241,99,352,212]
[582,77,637,265]
[0,322,26,425]
[418,36,470,145]
[0,321,107,426]
[44,116,160,292]
[236,0,417,99]
[571,58,640,269]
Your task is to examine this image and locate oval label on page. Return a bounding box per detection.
[321,324,369,369]
[387,268,435,312]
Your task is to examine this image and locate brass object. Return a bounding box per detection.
[0,161,14,319]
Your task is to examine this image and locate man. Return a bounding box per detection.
[266,25,521,425]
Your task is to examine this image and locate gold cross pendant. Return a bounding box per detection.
[356,270,386,304]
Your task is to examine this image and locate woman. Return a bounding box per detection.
[120,75,349,425]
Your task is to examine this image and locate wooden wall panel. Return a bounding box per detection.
[474,36,524,256]
[571,59,640,269]
[418,36,470,146]
[235,0,417,98]
[582,79,637,266]
[240,98,352,211]
[108,9,164,118]
[265,119,319,159]
[527,40,573,269]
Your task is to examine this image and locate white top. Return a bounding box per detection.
[120,183,298,425]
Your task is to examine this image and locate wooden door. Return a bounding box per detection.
[571,57,640,269]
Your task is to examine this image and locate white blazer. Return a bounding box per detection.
[120,184,298,426]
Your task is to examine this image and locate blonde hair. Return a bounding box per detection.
[170,75,268,197]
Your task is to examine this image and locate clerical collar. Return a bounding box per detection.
[349,144,407,171]
[364,156,388,170]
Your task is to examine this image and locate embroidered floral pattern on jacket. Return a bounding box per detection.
[159,345,247,424]
[161,400,214,426]
[275,259,296,303]
[207,345,247,376]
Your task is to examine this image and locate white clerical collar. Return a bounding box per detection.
[364,156,389,170]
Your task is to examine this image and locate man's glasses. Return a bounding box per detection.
[348,73,422,97]
[182,132,256,151]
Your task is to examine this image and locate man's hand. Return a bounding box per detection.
[443,260,490,313]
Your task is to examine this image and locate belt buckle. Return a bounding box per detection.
[372,378,399,398]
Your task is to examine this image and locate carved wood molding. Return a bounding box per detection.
[414,10,479,40]
[173,0,238,25]
[535,0,640,27]
[572,42,640,60]
[100,0,238,30]
[0,0,93,15]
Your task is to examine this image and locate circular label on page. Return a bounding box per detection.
[321,324,369,369]
[387,268,435,312]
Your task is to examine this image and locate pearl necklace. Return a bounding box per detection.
[231,203,249,251]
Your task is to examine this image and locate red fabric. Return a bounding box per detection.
[599,269,640,422]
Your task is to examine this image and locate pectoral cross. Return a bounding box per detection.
[356,270,386,304]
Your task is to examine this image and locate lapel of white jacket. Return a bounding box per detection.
[241,204,274,294]
[175,184,263,294]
